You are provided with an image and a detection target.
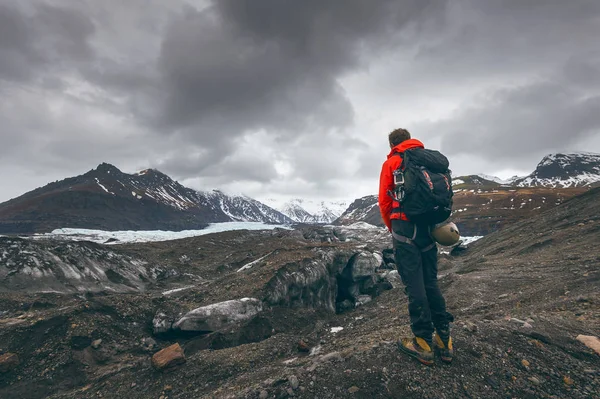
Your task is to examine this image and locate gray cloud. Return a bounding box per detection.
[1,0,600,204]
[155,1,447,139]
[0,2,94,84]
[433,64,600,170]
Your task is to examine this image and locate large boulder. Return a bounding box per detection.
[264,250,351,312]
[0,237,156,294]
[349,252,380,281]
[172,298,263,332]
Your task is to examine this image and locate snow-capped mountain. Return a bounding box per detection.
[334,195,380,226]
[476,174,505,184]
[0,163,292,234]
[453,174,525,189]
[265,198,349,224]
[333,152,599,235]
[514,152,600,188]
[204,191,292,224]
[452,175,503,189]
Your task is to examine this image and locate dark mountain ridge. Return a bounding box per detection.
[0,163,292,234]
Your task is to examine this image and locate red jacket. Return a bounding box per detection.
[378,138,425,230]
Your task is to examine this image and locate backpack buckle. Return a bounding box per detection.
[393,169,404,185]
[393,169,405,202]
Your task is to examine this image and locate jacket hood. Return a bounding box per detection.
[387,138,425,159]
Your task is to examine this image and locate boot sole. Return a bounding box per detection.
[398,343,434,366]
[434,347,453,364]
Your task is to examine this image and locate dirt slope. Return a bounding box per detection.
[1,192,599,399]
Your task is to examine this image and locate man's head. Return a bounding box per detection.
[388,128,411,148]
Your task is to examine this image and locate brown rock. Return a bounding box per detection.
[348,386,360,394]
[563,376,574,386]
[0,353,20,373]
[521,359,530,369]
[91,339,102,349]
[297,340,310,353]
[152,343,186,371]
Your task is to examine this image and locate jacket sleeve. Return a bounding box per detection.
[378,160,394,231]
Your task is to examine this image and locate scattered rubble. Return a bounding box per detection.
[1,194,600,399]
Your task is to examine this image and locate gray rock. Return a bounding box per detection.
[373,252,384,267]
[173,298,263,332]
[319,352,343,363]
[355,295,372,307]
[91,339,102,349]
[350,252,380,281]
[289,375,299,390]
[153,312,175,335]
[0,237,153,294]
[384,270,402,288]
[347,283,361,299]
[528,377,541,385]
[259,390,268,399]
[264,250,345,312]
[142,337,157,350]
[463,321,478,333]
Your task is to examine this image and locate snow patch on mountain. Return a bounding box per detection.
[477,174,508,184]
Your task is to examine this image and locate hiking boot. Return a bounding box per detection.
[398,337,434,366]
[434,333,453,364]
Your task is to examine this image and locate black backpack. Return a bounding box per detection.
[392,148,453,225]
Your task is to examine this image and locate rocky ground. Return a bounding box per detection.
[1,190,599,399]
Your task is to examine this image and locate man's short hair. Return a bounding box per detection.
[389,128,411,147]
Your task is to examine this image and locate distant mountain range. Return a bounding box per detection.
[453,152,600,189]
[1,152,598,235]
[263,198,348,224]
[0,163,293,234]
[336,152,600,235]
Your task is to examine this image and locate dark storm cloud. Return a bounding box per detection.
[0,2,94,83]
[156,0,447,135]
[158,151,279,183]
[133,0,449,181]
[2,0,600,203]
[436,76,600,169]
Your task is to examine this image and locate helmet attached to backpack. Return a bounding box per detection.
[432,222,460,246]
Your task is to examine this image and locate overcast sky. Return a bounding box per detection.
[1,0,599,204]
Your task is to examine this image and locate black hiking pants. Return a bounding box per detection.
[392,219,454,342]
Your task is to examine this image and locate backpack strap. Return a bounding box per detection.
[392,225,436,252]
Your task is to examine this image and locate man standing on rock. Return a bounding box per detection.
[378,128,454,366]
